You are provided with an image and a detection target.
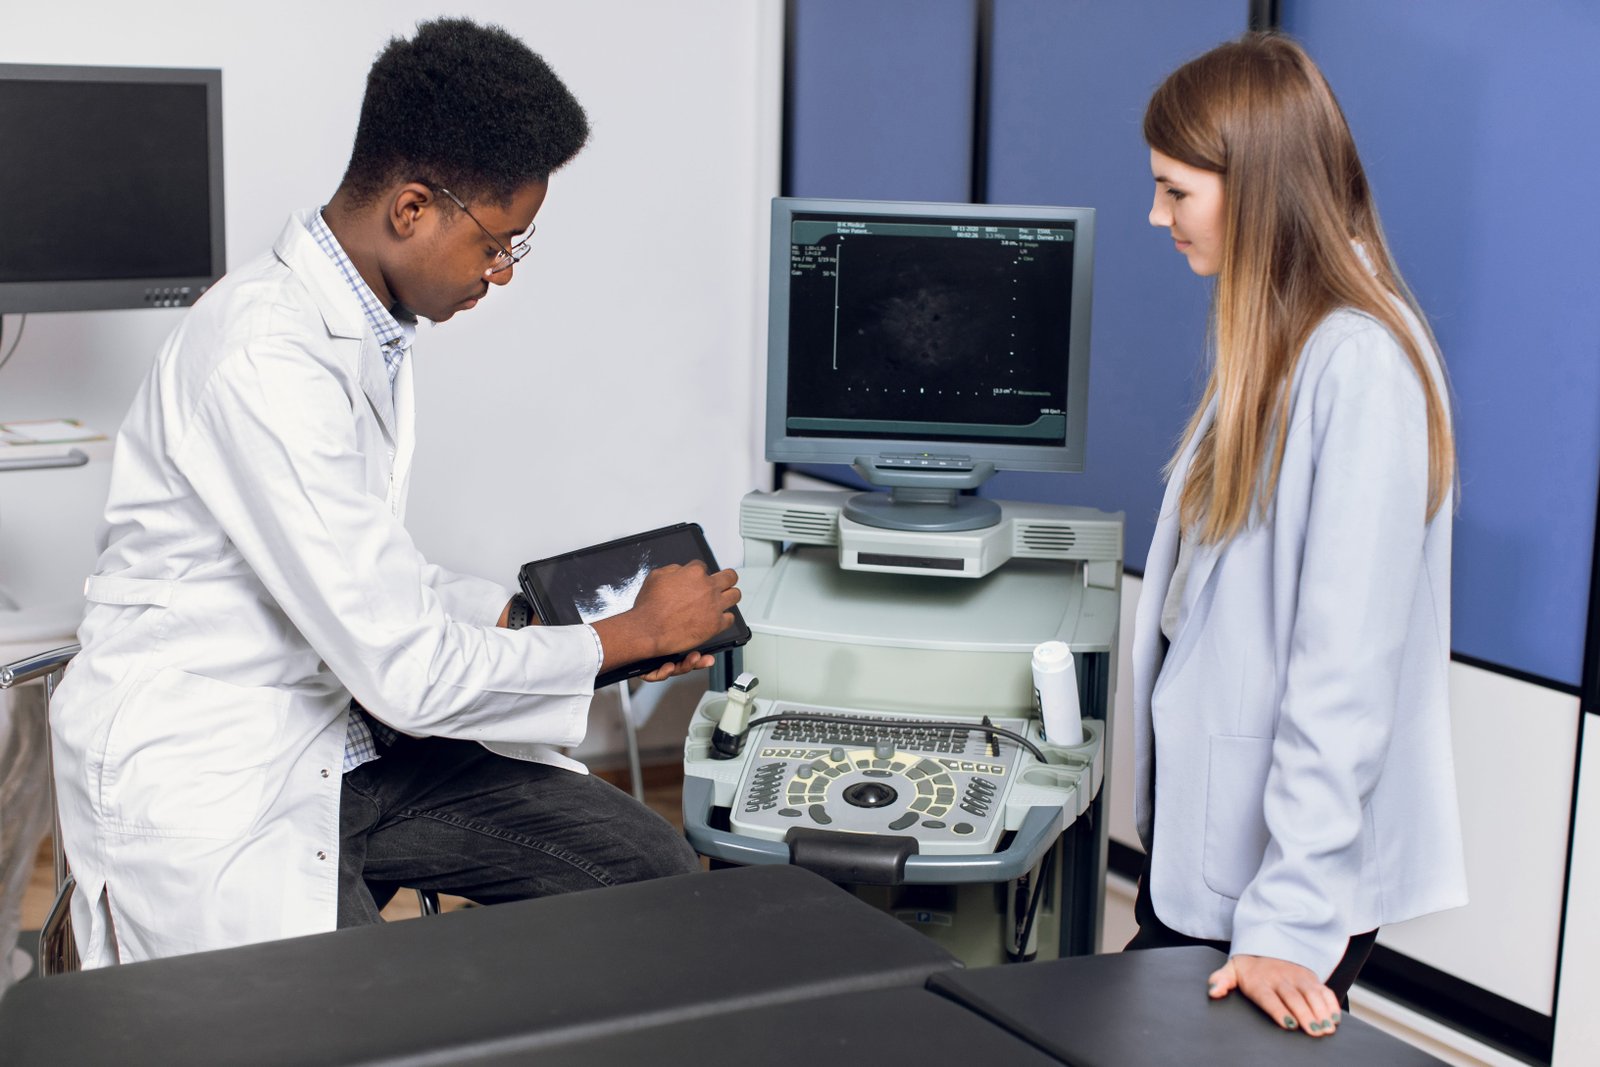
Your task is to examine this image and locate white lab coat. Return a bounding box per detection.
[1130,305,1468,979]
[50,211,601,965]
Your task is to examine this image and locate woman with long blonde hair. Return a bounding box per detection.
[1127,33,1466,1038]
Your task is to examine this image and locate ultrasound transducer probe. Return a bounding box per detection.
[711,671,759,759]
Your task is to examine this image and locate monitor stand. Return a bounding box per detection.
[845,458,1002,532]
[843,488,1001,532]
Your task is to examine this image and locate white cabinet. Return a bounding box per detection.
[0,438,112,649]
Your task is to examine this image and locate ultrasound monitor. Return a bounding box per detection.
[765,197,1094,531]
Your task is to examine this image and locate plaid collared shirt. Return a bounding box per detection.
[308,209,413,771]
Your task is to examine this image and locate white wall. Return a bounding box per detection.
[1379,663,1578,1015]
[1554,718,1599,1064]
[0,0,781,597]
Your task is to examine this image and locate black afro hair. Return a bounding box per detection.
[340,17,589,207]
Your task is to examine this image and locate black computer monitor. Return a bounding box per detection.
[764,197,1095,530]
[0,63,225,314]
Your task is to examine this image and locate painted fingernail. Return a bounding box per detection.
[1321,1018,1333,1030]
[1207,983,1218,994]
[1333,1012,1343,1023]
[1282,1016,1297,1029]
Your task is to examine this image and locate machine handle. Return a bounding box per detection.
[901,806,1065,883]
[0,448,89,472]
[681,775,1069,884]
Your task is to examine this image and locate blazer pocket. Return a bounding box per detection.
[100,667,282,839]
[1202,735,1274,899]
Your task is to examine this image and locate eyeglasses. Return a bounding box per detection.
[436,187,534,275]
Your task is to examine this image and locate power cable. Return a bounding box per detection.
[0,314,26,375]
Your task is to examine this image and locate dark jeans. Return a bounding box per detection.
[337,734,701,927]
[1127,855,1377,1011]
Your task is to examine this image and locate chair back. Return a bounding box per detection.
[1,643,81,975]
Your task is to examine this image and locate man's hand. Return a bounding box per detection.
[637,652,717,682]
[592,561,740,677]
[1208,955,1342,1037]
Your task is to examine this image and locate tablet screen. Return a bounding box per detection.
[518,523,749,687]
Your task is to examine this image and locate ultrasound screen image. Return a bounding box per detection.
[523,525,746,650]
[785,214,1076,446]
[552,540,653,624]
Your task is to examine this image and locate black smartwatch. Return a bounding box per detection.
[505,593,535,630]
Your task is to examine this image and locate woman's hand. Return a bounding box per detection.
[1208,955,1342,1036]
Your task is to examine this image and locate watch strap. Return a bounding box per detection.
[506,593,535,630]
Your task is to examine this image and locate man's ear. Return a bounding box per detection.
[388,183,436,239]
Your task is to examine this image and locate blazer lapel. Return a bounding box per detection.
[1152,400,1232,687]
[1133,395,1216,696]
[1130,396,1214,844]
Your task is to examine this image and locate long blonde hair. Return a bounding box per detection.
[1144,33,1454,544]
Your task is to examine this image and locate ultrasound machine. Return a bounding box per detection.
[683,197,1121,967]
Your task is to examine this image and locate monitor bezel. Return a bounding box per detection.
[764,196,1095,476]
[0,62,225,315]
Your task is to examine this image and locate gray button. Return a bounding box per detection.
[953,823,975,835]
[809,804,833,825]
[888,812,918,831]
[779,808,803,818]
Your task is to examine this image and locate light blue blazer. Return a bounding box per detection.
[1130,306,1468,979]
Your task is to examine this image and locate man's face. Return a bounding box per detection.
[389,180,548,323]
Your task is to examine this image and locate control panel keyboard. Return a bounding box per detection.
[728,704,1029,856]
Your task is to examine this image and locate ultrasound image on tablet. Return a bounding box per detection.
[557,541,653,624]
[518,523,750,688]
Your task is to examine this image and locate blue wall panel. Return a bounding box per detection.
[1285,0,1600,686]
[784,0,979,488]
[979,0,1245,571]
[784,0,1600,685]
[787,0,978,201]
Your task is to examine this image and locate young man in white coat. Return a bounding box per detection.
[50,17,738,965]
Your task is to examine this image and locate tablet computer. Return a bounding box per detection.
[517,522,750,689]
